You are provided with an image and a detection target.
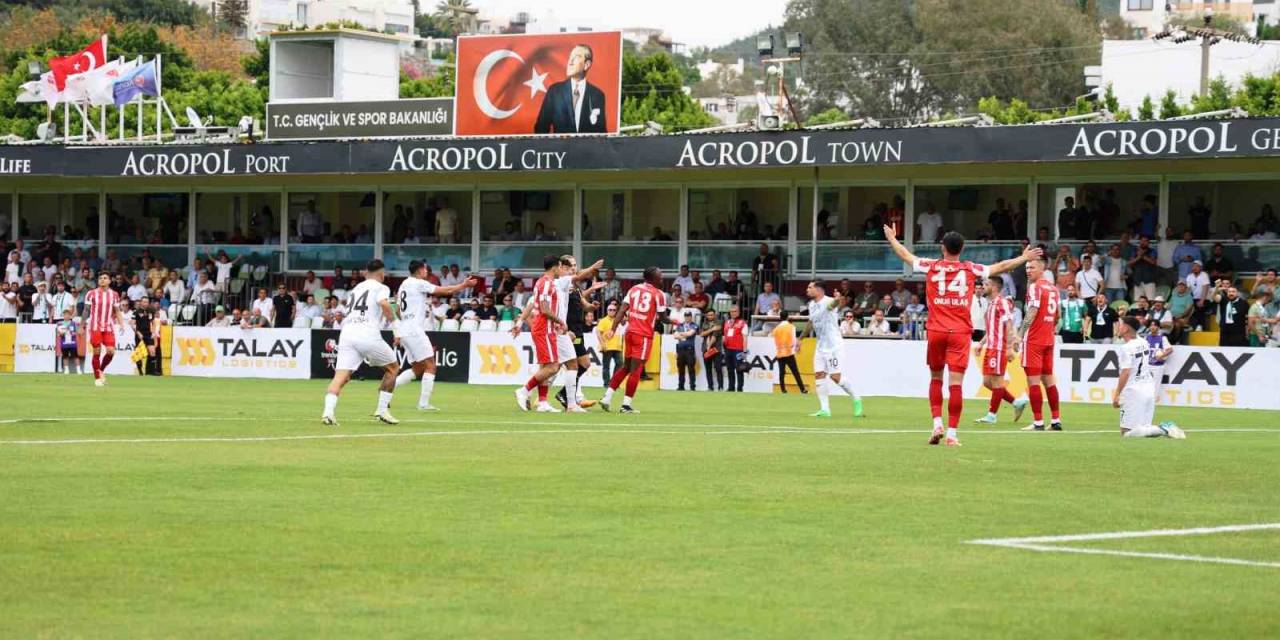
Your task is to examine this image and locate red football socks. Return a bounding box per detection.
[537,384,548,402]
[91,353,102,378]
[524,376,539,392]
[928,379,944,419]
[1046,385,1060,421]
[608,365,629,391]
[988,393,1002,414]
[947,385,963,428]
[1028,385,1044,422]
[1001,389,1016,404]
[625,368,642,397]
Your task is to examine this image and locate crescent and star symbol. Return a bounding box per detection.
[473,48,549,120]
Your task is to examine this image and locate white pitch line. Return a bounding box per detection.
[968,523,1280,570]
[0,428,844,445]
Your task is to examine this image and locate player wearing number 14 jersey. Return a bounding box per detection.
[885,226,1042,446]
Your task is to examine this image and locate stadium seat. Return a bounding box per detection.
[252,265,268,281]
[311,317,325,329]
[311,288,330,303]
[460,319,480,332]
[229,279,245,295]
[180,304,196,324]
[440,319,460,332]
[497,320,515,333]
[292,316,310,328]
[477,319,497,332]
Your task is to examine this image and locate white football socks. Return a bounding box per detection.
[602,388,614,403]
[323,393,338,416]
[395,369,415,389]
[833,377,860,400]
[376,391,393,413]
[419,372,435,406]
[817,378,831,412]
[563,370,578,408]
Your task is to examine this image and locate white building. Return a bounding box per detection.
[1099,38,1280,110]
[193,0,416,40]
[697,94,757,126]
[696,58,745,81]
[1119,0,1280,38]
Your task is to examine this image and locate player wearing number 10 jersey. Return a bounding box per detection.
[601,267,668,414]
[885,225,1042,446]
[1019,260,1064,431]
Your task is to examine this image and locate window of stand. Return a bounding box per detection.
[103,192,190,268]
[581,188,679,271]
[381,190,473,272]
[1036,182,1159,244]
[796,185,907,273]
[687,186,789,274]
[18,193,99,243]
[477,189,573,271]
[286,191,375,271]
[912,184,1029,242]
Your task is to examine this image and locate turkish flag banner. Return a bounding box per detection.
[49,35,108,91]
[454,31,622,137]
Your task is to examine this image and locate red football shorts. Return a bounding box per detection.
[1021,341,1056,376]
[982,349,1008,377]
[624,332,654,361]
[926,330,971,373]
[89,329,116,349]
[531,329,558,365]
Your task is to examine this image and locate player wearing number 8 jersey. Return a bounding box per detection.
[393,261,478,411]
[1019,261,1064,431]
[601,267,668,413]
[885,226,1043,446]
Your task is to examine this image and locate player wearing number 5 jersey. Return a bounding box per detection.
[322,260,403,426]
[1020,261,1064,431]
[885,225,1042,446]
[601,267,668,414]
[393,260,478,411]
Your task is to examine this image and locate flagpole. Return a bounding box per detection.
[63,101,70,142]
[155,54,163,142]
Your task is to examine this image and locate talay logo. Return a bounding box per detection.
[176,337,217,366]
[477,344,522,375]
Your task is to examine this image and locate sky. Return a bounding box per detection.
[470,0,790,50]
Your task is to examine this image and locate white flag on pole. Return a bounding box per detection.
[63,58,137,106]
[16,71,60,108]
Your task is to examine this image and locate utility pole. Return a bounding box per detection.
[1200,36,1211,96]
[1153,10,1259,97]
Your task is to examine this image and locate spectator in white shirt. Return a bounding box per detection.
[30,281,54,322]
[301,271,320,295]
[163,271,186,304]
[51,280,76,318]
[40,257,57,283]
[862,309,893,336]
[916,203,944,244]
[190,272,216,305]
[840,310,862,337]
[207,251,240,292]
[672,265,695,293]
[4,253,19,285]
[440,264,464,288]
[297,200,324,243]
[435,197,459,243]
[0,282,18,321]
[7,240,31,267]
[242,308,270,329]
[126,275,148,302]
[204,306,232,327]
[298,294,322,321]
[251,288,274,321]
[1074,255,1103,300]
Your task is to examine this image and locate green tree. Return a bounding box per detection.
[91,0,205,26]
[433,0,474,35]
[620,50,716,132]
[805,107,848,126]
[400,55,455,98]
[1158,90,1183,119]
[166,69,264,127]
[1189,77,1232,113]
[1232,73,1280,115]
[1137,95,1155,120]
[217,0,249,32]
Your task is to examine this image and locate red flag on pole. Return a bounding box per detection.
[49,35,108,91]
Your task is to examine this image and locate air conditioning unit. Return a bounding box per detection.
[757,114,782,130]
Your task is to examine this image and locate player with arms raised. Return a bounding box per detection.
[393,260,477,411]
[885,225,1041,446]
[1113,317,1185,439]
[1019,259,1064,431]
[514,255,603,412]
[974,276,1029,424]
[802,280,863,419]
[601,267,668,413]
[84,272,125,387]
[321,260,402,426]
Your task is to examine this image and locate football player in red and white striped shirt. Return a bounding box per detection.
[84,272,125,386]
[885,226,1041,446]
[974,276,1028,424]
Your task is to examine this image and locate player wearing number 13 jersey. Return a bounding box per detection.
[601,267,668,414]
[1019,260,1064,431]
[885,226,1042,446]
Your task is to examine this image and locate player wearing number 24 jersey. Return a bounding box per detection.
[884,225,1043,446]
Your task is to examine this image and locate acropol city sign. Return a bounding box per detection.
[4,117,1280,178]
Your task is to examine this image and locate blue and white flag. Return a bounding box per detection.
[112,60,158,107]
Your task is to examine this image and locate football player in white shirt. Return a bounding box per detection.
[1112,317,1186,439]
[393,260,478,411]
[322,259,403,426]
[801,281,864,419]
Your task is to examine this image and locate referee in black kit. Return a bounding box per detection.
[557,278,606,409]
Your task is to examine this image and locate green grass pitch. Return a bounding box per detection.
[1,374,1277,639]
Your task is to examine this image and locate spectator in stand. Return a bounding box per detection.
[596,299,623,384]
[440,264,463,288]
[840,310,861,337]
[704,269,726,296]
[146,259,167,291]
[989,198,1015,240]
[862,309,892,336]
[299,294,322,323]
[39,256,57,284]
[0,282,17,321]
[772,309,806,394]
[57,308,81,374]
[687,282,710,313]
[435,196,459,243]
[323,266,345,290]
[1059,284,1086,343]
[754,281,779,316]
[852,281,877,320]
[673,265,694,293]
[751,243,779,288]
[1187,196,1212,238]
[1204,243,1235,285]
[917,202,944,244]
[297,200,324,243]
[189,272,216,323]
[722,306,748,392]
[877,294,902,320]
[511,279,530,310]
[1049,244,1079,293]
[885,279,908,310]
[491,268,515,299]
[1167,281,1195,344]
[1172,230,1202,283]
[1126,297,1151,326]
[445,298,464,320]
[1127,237,1158,302]
[1249,291,1276,347]
[301,271,320,295]
[28,281,52,322]
[1057,196,1078,239]
[699,309,724,391]
[1250,268,1276,300]
[5,252,20,285]
[109,273,128,297]
[208,251,241,293]
[673,311,699,391]
[16,272,37,313]
[251,288,274,321]
[1185,261,1211,330]
[498,294,520,322]
[1074,255,1103,301]
[242,308,270,329]
[1213,281,1250,347]
[52,280,76,319]
[272,284,296,328]
[163,271,186,305]
[1101,244,1128,303]
[1155,226,1179,286]
[475,295,499,321]
[1085,293,1119,343]
[1035,226,1056,256]
[1149,296,1172,334]
[600,267,622,302]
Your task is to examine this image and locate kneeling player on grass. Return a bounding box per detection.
[1113,317,1186,439]
[884,225,1042,447]
[393,260,478,411]
[801,281,863,419]
[322,260,403,426]
[1019,260,1064,431]
[974,276,1028,424]
[601,267,668,414]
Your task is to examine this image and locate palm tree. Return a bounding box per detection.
[434,0,476,35]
